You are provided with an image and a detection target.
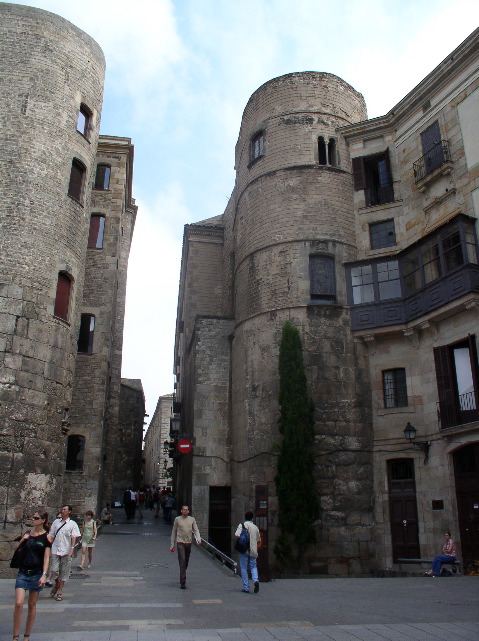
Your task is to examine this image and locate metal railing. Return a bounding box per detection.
[413,140,451,183]
[437,391,479,429]
[365,184,395,207]
[200,537,238,574]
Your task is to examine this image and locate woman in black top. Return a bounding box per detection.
[13,511,52,641]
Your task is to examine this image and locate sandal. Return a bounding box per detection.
[13,636,19,641]
[23,636,30,641]
[77,565,83,569]
[55,593,63,601]
[50,588,57,598]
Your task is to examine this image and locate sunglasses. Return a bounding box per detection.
[32,515,42,520]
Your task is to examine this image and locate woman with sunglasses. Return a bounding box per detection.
[12,511,52,641]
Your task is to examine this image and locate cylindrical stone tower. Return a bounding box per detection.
[229,72,375,575]
[0,3,105,546]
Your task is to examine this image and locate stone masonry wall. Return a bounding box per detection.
[0,4,104,573]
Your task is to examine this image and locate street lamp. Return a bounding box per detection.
[403,422,430,463]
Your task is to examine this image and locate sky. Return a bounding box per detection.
[11,0,479,425]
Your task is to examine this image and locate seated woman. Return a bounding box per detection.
[425,531,457,577]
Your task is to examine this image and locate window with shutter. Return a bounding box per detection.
[434,335,479,428]
[94,164,111,190]
[68,159,86,203]
[251,132,264,162]
[77,103,92,139]
[54,272,72,321]
[310,256,336,302]
[88,214,105,248]
[352,150,394,207]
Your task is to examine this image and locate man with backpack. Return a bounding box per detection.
[234,511,260,593]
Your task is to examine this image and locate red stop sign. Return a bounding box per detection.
[178,439,192,454]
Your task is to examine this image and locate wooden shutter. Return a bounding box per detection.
[88,215,101,248]
[54,273,71,320]
[68,160,84,201]
[434,345,456,428]
[421,121,441,153]
[352,157,365,190]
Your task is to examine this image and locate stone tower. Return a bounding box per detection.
[229,73,374,574]
[0,4,105,534]
[175,72,376,575]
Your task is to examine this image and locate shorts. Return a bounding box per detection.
[50,554,72,582]
[15,571,43,592]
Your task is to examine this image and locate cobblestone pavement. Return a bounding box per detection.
[1,511,478,640]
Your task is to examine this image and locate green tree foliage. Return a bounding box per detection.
[274,320,320,569]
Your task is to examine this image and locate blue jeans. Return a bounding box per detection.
[431,554,456,576]
[239,553,258,591]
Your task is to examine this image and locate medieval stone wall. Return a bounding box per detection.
[0,3,105,570]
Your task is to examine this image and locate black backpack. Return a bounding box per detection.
[234,523,250,553]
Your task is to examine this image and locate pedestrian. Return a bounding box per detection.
[170,505,201,589]
[137,487,146,519]
[425,530,457,577]
[48,505,80,601]
[123,487,136,520]
[235,511,261,593]
[164,492,175,523]
[12,510,52,641]
[100,503,113,525]
[153,488,160,518]
[77,510,97,570]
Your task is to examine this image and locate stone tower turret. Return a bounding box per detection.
[228,72,375,574]
[0,4,105,530]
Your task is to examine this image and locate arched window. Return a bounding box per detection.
[251,131,264,162]
[54,272,72,321]
[66,434,85,471]
[68,158,86,203]
[318,137,327,165]
[77,314,95,353]
[94,164,111,190]
[88,214,105,248]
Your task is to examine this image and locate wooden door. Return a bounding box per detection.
[454,443,479,567]
[388,459,420,561]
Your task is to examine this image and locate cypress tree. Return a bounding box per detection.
[274,320,320,570]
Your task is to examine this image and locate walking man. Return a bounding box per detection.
[170,505,201,589]
[49,505,80,601]
[235,511,261,593]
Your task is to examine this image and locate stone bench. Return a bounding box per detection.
[397,557,461,575]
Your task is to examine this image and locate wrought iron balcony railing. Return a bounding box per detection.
[437,391,479,429]
[413,140,451,183]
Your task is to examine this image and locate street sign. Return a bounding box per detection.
[177,439,192,454]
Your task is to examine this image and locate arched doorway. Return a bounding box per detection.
[453,443,479,568]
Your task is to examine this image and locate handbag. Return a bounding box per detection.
[10,543,26,569]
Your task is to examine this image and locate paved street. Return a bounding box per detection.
[1,511,478,641]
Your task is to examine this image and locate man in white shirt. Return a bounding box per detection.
[170,505,201,588]
[48,505,80,601]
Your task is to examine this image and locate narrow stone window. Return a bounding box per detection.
[68,158,86,203]
[383,368,408,408]
[77,314,95,354]
[328,138,337,167]
[251,131,264,162]
[94,164,111,190]
[88,214,106,248]
[318,137,327,165]
[54,272,72,321]
[66,434,85,471]
[77,103,92,139]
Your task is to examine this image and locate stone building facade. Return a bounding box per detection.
[144,394,174,489]
[0,4,139,573]
[174,29,479,575]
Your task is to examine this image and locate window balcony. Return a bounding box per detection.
[413,140,452,190]
[437,392,479,429]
